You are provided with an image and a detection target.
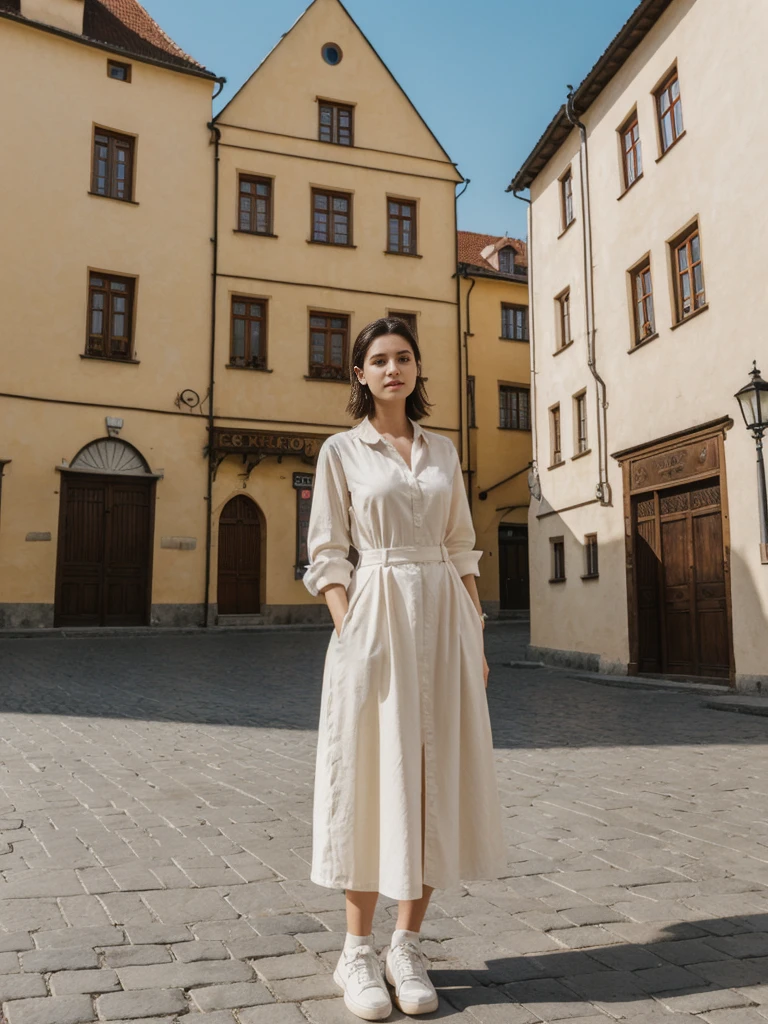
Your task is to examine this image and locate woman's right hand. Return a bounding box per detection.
[320,582,349,636]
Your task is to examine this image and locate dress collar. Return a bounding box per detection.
[353,416,429,447]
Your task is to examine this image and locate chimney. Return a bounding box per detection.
[20,0,85,34]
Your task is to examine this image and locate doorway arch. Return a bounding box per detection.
[217,495,263,615]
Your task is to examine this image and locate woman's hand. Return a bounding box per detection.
[482,651,489,688]
[321,582,349,636]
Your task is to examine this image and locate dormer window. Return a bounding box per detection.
[498,248,518,274]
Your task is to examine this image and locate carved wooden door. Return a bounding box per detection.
[217,495,261,615]
[499,525,530,610]
[55,475,153,627]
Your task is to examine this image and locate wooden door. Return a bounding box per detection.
[217,495,261,615]
[499,525,530,610]
[55,475,153,627]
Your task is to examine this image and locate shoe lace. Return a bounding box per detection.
[392,941,428,983]
[348,947,381,989]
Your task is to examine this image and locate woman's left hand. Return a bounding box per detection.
[482,652,489,688]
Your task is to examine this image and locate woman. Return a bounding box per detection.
[303,318,506,1021]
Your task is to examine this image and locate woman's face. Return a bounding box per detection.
[355,333,419,408]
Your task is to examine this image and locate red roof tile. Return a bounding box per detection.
[458,231,528,275]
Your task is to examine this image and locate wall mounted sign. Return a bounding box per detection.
[210,428,328,480]
[293,472,315,579]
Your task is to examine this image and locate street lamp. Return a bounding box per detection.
[735,361,768,564]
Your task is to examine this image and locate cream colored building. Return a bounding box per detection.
[458,233,531,617]
[509,0,768,690]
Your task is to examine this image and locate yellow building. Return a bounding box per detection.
[0,0,218,628]
[0,0,466,629]
[458,233,531,617]
[206,0,463,624]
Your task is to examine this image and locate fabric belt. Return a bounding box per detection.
[357,543,449,567]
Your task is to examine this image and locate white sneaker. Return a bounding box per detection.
[333,943,392,1021]
[384,938,438,1015]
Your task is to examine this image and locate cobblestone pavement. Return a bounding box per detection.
[0,624,767,1024]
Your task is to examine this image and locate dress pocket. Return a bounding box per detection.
[337,565,374,642]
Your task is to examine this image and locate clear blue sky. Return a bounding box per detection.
[144,0,637,240]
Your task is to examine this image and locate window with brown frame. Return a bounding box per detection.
[318,101,353,146]
[584,534,599,578]
[574,391,588,454]
[550,404,562,465]
[230,297,267,369]
[498,247,523,275]
[308,312,349,380]
[620,114,643,188]
[86,272,135,360]
[238,175,273,235]
[390,311,418,337]
[107,60,131,82]
[387,199,417,254]
[312,188,352,246]
[631,260,655,343]
[92,128,134,201]
[467,376,476,428]
[560,169,574,228]
[499,385,531,431]
[656,69,684,153]
[557,289,572,349]
[551,537,566,582]
[672,225,705,321]
[501,303,528,341]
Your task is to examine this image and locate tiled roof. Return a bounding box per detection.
[0,0,213,76]
[458,231,528,276]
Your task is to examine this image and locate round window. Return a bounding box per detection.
[321,43,343,66]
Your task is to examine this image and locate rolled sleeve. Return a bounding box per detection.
[303,440,354,597]
[444,444,482,578]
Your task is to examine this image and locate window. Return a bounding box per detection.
[620,114,642,189]
[501,303,528,341]
[312,189,352,246]
[107,60,131,82]
[574,391,588,454]
[467,376,476,428]
[584,534,599,578]
[230,297,267,369]
[321,43,343,66]
[308,312,349,380]
[387,199,417,255]
[499,385,531,431]
[551,538,566,582]
[672,226,705,320]
[318,102,353,146]
[390,312,418,337]
[238,175,273,235]
[86,273,135,360]
[656,69,684,153]
[631,260,655,343]
[498,248,519,274]
[560,169,574,228]
[92,128,134,201]
[557,289,572,349]
[550,405,562,465]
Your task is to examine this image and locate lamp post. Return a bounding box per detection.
[735,361,768,564]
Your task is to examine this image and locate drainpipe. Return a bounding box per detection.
[565,88,612,505]
[454,178,470,465]
[203,122,221,627]
[459,268,476,511]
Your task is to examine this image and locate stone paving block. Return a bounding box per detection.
[95,987,187,1020]
[644,939,731,965]
[189,981,274,1011]
[76,868,119,895]
[0,934,34,954]
[21,948,99,972]
[269,974,341,1002]
[701,1011,768,1024]
[116,959,253,990]
[227,935,297,960]
[191,921,258,942]
[49,968,121,995]
[0,974,48,1002]
[687,959,768,988]
[2,994,95,1024]
[105,867,165,892]
[494,929,563,954]
[0,899,66,933]
[141,889,238,924]
[561,905,630,926]
[99,894,155,927]
[443,984,540,1023]
[103,946,173,968]
[547,925,624,949]
[124,925,192,945]
[34,926,125,949]
[249,914,326,936]
[238,1005,307,1024]
[252,952,322,981]
[0,870,85,899]
[171,940,229,962]
[0,952,20,974]
[707,934,768,959]
[502,977,606,1019]
[59,894,115,928]
[295,931,344,954]
[654,988,756,1013]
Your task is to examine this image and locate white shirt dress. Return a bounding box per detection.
[303,415,507,901]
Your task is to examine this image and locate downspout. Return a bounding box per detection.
[203,121,221,627]
[509,187,539,501]
[565,88,612,505]
[454,178,470,465]
[460,268,476,511]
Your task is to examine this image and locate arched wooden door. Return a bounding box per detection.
[217,496,262,615]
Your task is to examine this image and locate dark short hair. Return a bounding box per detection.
[346,317,433,421]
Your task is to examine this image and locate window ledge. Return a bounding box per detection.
[558,218,576,239]
[88,191,139,206]
[571,448,592,461]
[383,250,423,259]
[617,174,644,200]
[670,303,709,331]
[548,577,567,584]
[581,573,600,581]
[499,336,530,343]
[226,364,273,373]
[655,129,687,162]
[233,230,278,238]
[628,331,659,353]
[548,460,565,471]
[303,374,349,384]
[554,340,574,356]
[497,426,532,432]
[307,239,357,249]
[80,353,140,365]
